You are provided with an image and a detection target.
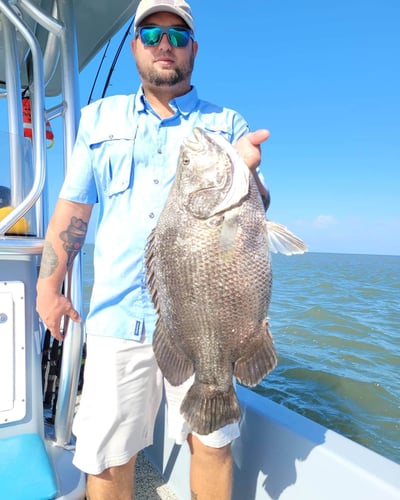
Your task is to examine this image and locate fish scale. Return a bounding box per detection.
[145,128,305,435]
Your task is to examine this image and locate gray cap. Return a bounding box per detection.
[134,0,195,32]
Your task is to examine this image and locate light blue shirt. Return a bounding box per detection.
[60,86,250,343]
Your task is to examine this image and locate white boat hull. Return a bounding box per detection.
[147,385,400,499]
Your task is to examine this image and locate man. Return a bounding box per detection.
[36,0,270,498]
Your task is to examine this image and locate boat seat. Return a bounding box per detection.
[0,433,57,499]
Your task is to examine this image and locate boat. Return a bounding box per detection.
[0,1,399,498]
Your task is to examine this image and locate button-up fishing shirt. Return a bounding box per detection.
[59,86,251,343]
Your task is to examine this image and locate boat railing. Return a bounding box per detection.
[0,0,49,237]
[1,2,138,495]
[0,0,84,449]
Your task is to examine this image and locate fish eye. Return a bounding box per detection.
[182,156,190,166]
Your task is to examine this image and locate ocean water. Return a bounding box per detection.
[82,247,400,464]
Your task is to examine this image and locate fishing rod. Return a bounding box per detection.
[87,40,110,105]
[100,18,134,99]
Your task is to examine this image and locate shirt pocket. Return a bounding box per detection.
[201,126,233,144]
[90,137,134,197]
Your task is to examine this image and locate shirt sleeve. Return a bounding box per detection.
[59,106,98,204]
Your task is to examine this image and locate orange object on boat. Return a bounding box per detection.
[22,97,54,148]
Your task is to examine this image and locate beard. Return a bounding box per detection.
[136,51,195,87]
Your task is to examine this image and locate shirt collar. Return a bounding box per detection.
[170,86,198,116]
[135,86,147,113]
[134,85,199,117]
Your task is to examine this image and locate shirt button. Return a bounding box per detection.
[149,212,155,219]
[157,148,162,154]
[153,179,159,185]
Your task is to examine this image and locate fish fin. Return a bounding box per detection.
[267,220,308,255]
[234,318,277,386]
[180,383,240,435]
[145,228,158,306]
[153,318,194,386]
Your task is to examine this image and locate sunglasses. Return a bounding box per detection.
[136,25,194,48]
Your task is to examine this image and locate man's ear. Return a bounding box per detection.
[192,40,199,58]
[130,38,137,57]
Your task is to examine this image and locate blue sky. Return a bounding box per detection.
[2,0,400,255]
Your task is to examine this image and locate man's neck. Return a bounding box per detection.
[142,83,191,119]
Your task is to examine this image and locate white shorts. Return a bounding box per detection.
[72,335,240,475]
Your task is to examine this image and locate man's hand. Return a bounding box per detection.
[36,289,81,342]
[234,129,271,210]
[234,129,270,171]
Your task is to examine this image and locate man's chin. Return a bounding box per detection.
[149,72,183,87]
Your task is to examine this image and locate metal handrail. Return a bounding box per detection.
[18,0,63,91]
[0,236,44,255]
[0,0,84,447]
[18,0,63,35]
[53,0,84,446]
[0,0,47,236]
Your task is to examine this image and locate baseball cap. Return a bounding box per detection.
[134,0,195,32]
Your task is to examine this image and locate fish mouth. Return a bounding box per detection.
[183,128,210,152]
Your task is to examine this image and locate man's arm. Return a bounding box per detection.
[234,129,271,210]
[36,198,93,341]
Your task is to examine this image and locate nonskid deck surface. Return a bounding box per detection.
[135,451,177,500]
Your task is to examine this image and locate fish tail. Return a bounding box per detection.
[180,383,240,435]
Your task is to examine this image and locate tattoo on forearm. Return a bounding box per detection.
[39,241,59,279]
[59,217,88,268]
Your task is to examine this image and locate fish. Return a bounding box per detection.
[145,127,307,435]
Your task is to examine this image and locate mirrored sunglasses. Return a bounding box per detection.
[136,25,194,48]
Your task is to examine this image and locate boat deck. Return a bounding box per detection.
[135,451,177,500]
